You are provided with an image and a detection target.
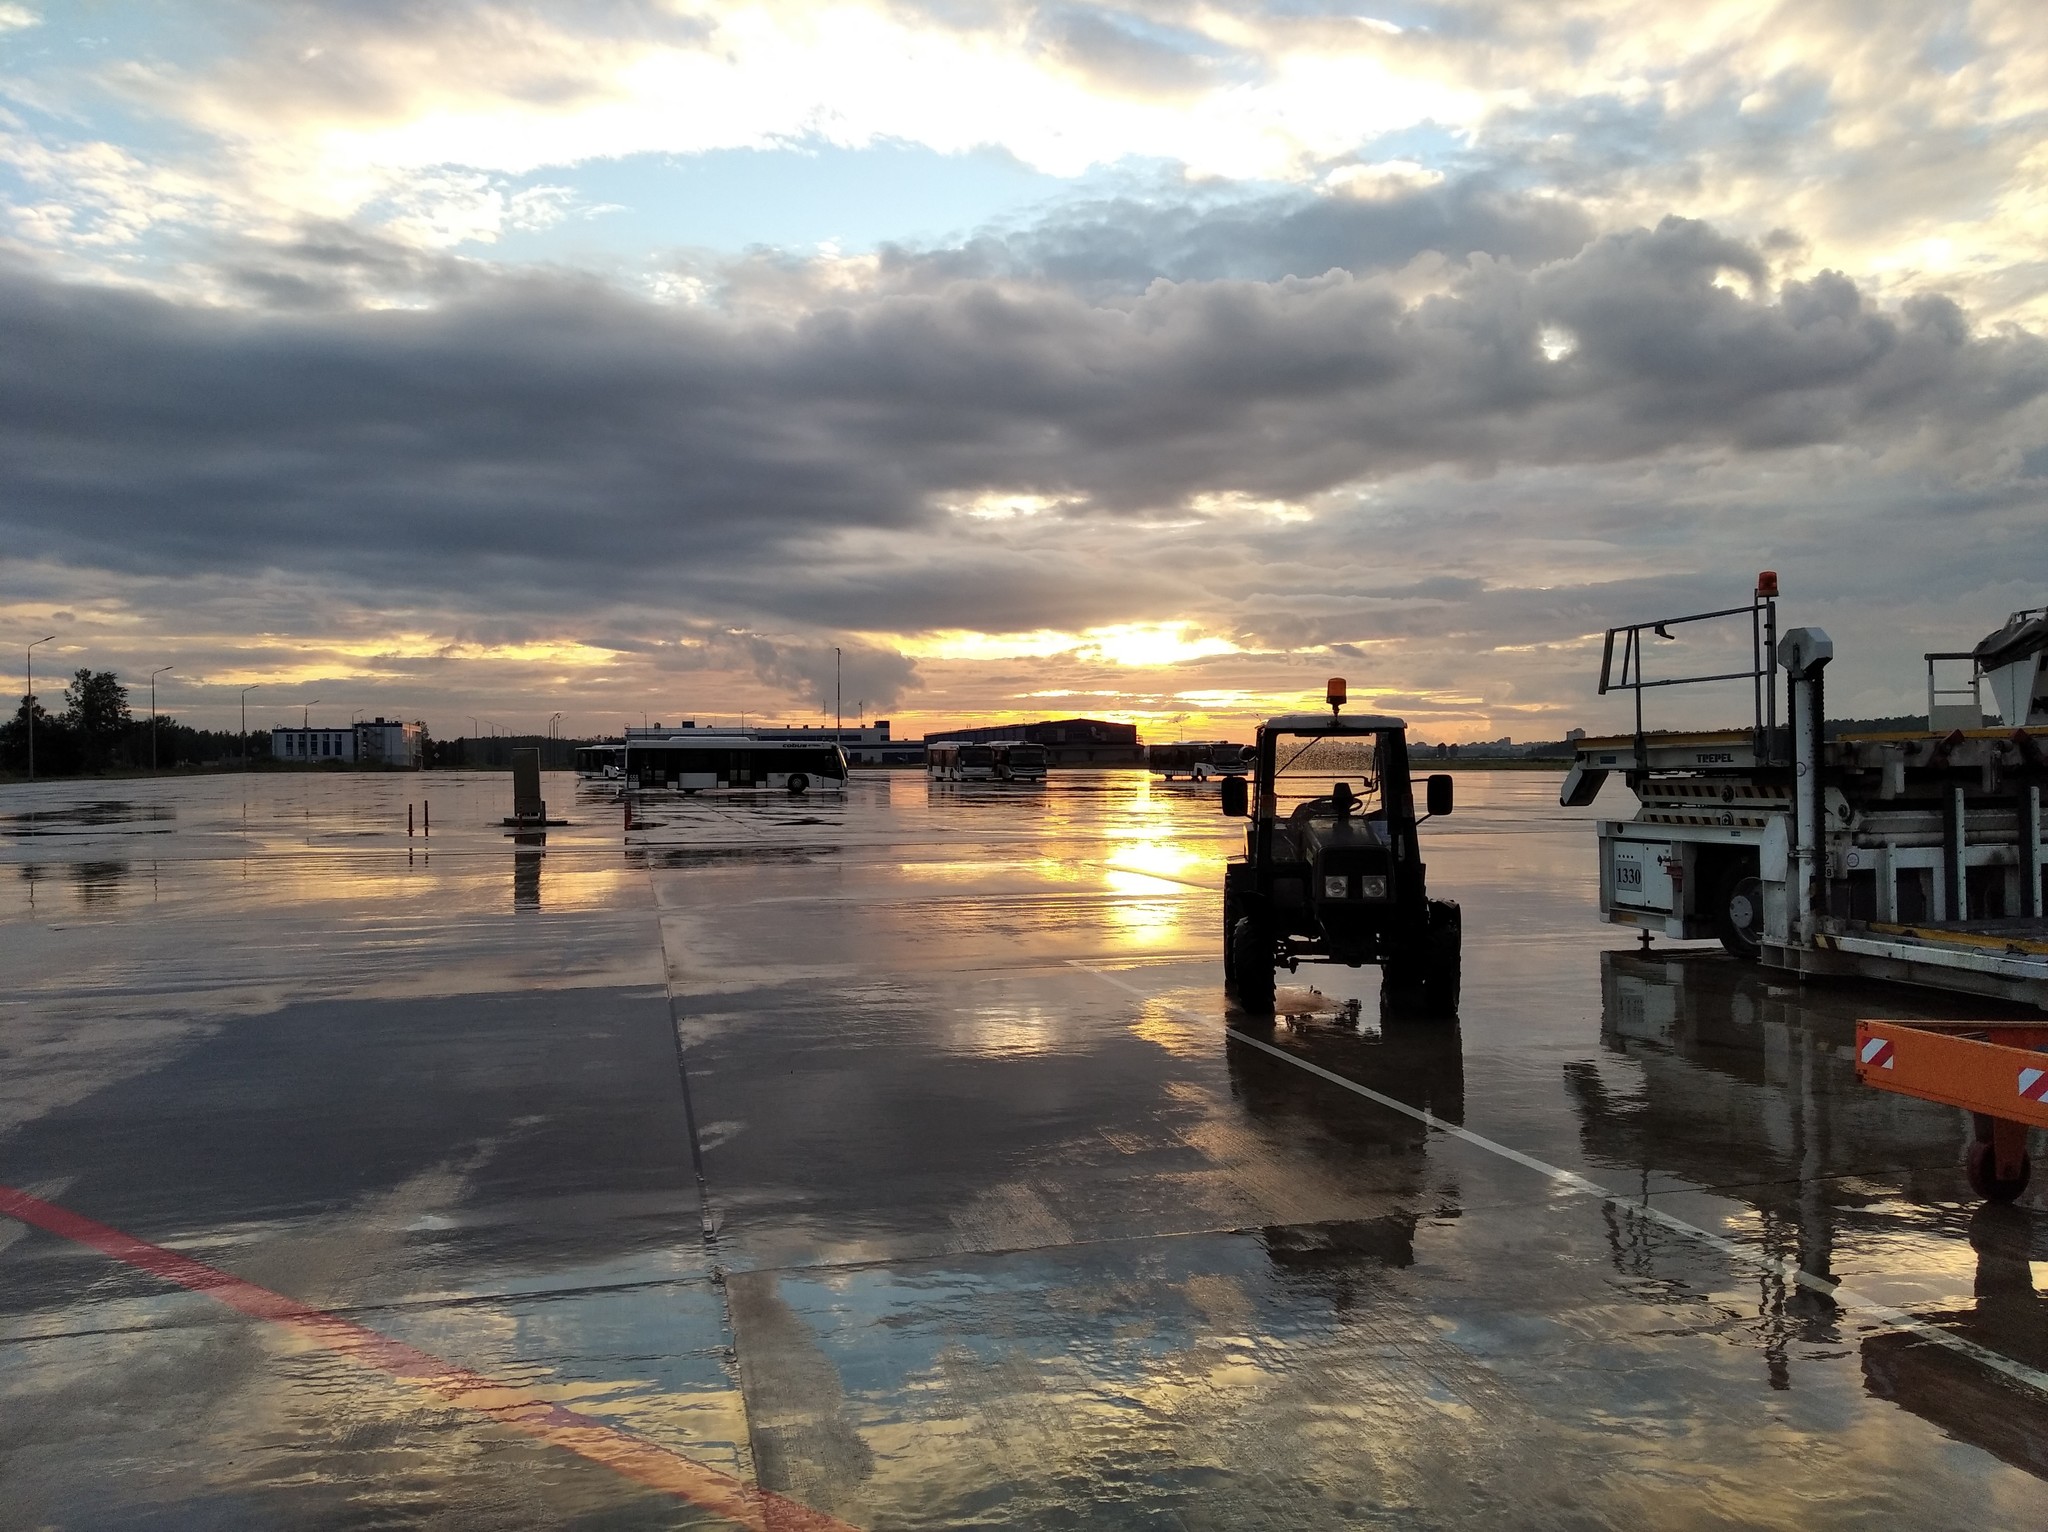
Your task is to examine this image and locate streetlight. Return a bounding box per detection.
[150,666,173,772]
[834,645,842,739]
[26,635,54,781]
[240,685,258,770]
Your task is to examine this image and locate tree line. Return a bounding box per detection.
[3,670,261,776]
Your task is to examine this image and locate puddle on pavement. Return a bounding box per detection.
[0,767,2043,1528]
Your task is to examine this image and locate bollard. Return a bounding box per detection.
[408,803,414,837]
[424,800,430,837]
[624,798,633,832]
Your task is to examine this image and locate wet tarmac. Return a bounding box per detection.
[1,767,2044,1528]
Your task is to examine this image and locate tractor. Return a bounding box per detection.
[1220,679,1461,1019]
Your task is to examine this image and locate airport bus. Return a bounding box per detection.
[623,735,848,793]
[927,740,1050,783]
[1149,741,1250,781]
[574,744,624,780]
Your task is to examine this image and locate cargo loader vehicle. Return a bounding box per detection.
[1563,574,2048,1011]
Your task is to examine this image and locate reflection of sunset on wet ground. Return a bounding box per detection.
[2,767,2046,1526]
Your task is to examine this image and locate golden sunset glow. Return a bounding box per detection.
[889,623,1240,668]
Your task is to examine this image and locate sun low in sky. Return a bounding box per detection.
[3,1,2045,741]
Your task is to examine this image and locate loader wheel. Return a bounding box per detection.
[1966,1140,2032,1203]
[1712,864,1763,961]
[1228,915,1275,1021]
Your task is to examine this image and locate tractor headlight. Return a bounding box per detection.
[1357,875,1388,900]
[1323,875,1349,899]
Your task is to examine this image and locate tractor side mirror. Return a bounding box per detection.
[1426,774,1454,818]
[1219,775,1249,817]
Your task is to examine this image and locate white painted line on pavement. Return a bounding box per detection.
[1073,961,2048,1402]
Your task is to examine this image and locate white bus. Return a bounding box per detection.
[927,740,1050,783]
[623,736,848,794]
[574,744,623,780]
[1148,741,1250,781]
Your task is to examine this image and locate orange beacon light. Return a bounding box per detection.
[1327,677,1347,712]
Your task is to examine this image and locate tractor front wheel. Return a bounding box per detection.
[1228,915,1275,1021]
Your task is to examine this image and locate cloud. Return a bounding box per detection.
[867,176,1598,297]
[2,216,2042,639]
[3,0,2044,342]
[1,195,2044,736]
[725,634,920,711]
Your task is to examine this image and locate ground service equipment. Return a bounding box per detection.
[1854,1016,2048,1201]
[1220,680,1460,1019]
[1564,575,2048,1010]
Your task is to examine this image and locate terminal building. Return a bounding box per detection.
[924,718,1144,767]
[271,717,423,768]
[623,719,922,766]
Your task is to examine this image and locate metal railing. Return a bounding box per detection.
[1924,651,1981,731]
[1597,587,1779,757]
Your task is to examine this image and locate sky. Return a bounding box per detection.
[3,0,2046,744]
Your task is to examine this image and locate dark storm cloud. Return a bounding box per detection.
[215,222,486,311]
[2,215,2044,642]
[874,177,1596,295]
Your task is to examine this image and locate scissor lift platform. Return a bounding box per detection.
[1856,1018,2048,1201]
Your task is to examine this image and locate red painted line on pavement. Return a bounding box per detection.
[0,1183,856,1532]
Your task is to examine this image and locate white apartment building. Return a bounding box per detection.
[272,717,423,768]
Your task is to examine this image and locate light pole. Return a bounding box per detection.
[26,636,54,781]
[150,666,173,771]
[240,685,257,770]
[834,645,842,739]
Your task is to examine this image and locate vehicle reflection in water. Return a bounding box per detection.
[512,843,543,908]
[1860,1205,2048,1477]
[16,858,135,914]
[1574,948,2048,1471]
[72,860,130,911]
[0,801,174,838]
[1227,1013,1464,1293]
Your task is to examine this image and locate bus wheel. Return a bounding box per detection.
[787,772,809,795]
[1192,763,1211,782]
